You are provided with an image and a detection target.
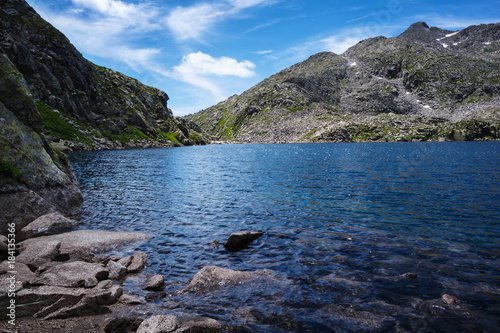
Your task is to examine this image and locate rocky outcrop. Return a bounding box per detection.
[188,22,500,143]
[0,0,208,149]
[0,213,151,320]
[0,47,83,233]
[18,230,151,259]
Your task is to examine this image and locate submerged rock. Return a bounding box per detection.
[181,266,274,293]
[223,231,264,252]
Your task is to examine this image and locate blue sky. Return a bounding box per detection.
[26,0,499,116]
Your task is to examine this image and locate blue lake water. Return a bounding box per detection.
[69,142,500,332]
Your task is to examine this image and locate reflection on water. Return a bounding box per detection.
[70,142,500,332]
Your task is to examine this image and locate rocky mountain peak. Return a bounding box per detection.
[188,21,500,144]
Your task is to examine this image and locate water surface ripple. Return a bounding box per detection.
[70,142,500,332]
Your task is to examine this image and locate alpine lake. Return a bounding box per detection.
[69,141,500,332]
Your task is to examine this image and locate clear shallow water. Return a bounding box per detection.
[70,142,500,332]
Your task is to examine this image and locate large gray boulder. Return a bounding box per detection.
[18,230,151,259]
[38,261,109,288]
[181,266,274,293]
[17,212,77,240]
[16,239,61,270]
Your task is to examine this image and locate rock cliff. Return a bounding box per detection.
[188,22,500,143]
[0,0,207,149]
[0,48,82,233]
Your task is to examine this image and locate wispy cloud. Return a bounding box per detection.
[169,52,256,100]
[166,3,227,42]
[254,50,274,55]
[166,0,282,41]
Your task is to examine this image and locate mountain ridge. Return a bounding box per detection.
[187,22,500,143]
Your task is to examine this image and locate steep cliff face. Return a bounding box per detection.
[0,48,82,234]
[0,0,207,149]
[188,22,500,143]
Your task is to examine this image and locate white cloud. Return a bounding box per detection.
[174,52,256,77]
[165,0,281,42]
[166,4,227,42]
[169,52,256,101]
[228,0,279,10]
[254,50,274,55]
[70,0,140,19]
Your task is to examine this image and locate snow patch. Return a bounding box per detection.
[483,42,492,45]
[350,62,357,67]
[423,105,431,109]
[406,91,410,95]
[453,42,458,46]
[445,31,460,38]
[442,43,448,48]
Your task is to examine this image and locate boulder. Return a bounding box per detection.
[106,260,127,280]
[136,315,179,333]
[182,266,274,293]
[223,231,264,252]
[17,212,77,240]
[145,274,165,291]
[18,230,150,259]
[126,251,147,273]
[117,255,132,268]
[16,239,60,270]
[42,285,122,320]
[119,294,144,305]
[38,261,109,288]
[4,284,119,319]
[136,315,225,333]
[96,279,113,289]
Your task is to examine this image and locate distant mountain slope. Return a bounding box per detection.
[187,22,500,143]
[0,0,207,149]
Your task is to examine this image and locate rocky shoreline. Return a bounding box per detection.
[0,212,266,332]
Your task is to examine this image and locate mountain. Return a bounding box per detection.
[187,22,500,143]
[0,0,208,150]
